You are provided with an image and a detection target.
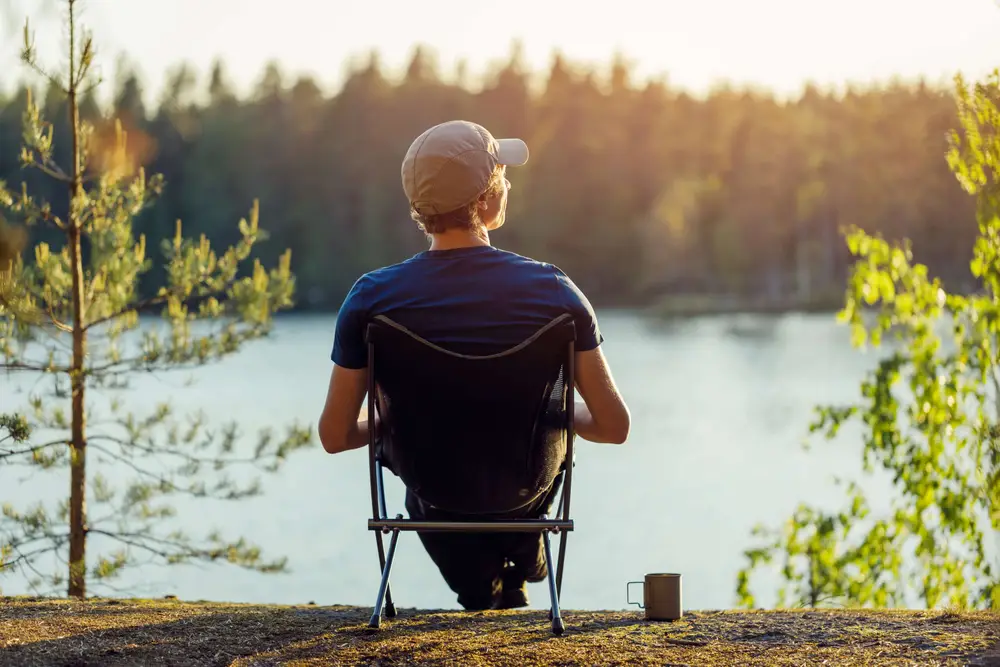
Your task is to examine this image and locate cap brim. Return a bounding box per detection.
[497,138,529,166]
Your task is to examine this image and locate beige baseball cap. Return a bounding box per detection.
[401,120,529,216]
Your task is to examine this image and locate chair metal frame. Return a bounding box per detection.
[365,314,577,635]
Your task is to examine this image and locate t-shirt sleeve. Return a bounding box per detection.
[330,277,370,369]
[551,267,603,351]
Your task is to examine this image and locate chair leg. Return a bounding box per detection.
[542,530,565,635]
[555,530,568,599]
[373,527,398,619]
[369,528,400,629]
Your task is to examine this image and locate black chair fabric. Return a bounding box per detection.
[365,313,576,515]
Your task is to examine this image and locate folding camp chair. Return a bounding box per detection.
[364,313,577,635]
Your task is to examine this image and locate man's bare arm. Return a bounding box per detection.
[573,346,630,444]
[317,364,375,454]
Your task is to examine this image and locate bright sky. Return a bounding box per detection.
[1,0,998,104]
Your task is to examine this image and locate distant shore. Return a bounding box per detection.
[644,292,847,319]
[266,294,847,320]
[1,597,996,666]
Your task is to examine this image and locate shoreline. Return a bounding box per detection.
[1,597,997,666]
[644,293,845,319]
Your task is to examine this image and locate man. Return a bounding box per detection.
[318,120,630,610]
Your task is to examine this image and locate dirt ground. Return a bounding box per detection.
[1,597,997,666]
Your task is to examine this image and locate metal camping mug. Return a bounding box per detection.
[627,573,683,621]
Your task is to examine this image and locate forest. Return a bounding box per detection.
[0,46,980,310]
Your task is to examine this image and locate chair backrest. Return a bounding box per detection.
[365,313,576,515]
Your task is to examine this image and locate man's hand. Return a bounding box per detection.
[359,401,381,439]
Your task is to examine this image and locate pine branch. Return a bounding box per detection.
[0,438,66,461]
[79,77,103,97]
[87,528,286,573]
[0,191,66,229]
[0,414,30,444]
[2,360,70,373]
[88,442,243,500]
[0,541,64,571]
[24,156,71,184]
[82,325,273,377]
[88,431,300,474]
[1,529,69,547]
[84,354,236,377]
[20,60,66,95]
[89,529,192,551]
[44,305,72,333]
[84,280,241,332]
[0,530,67,595]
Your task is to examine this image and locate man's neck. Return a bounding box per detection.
[428,228,491,251]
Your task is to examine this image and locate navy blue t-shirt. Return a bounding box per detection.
[331,246,603,369]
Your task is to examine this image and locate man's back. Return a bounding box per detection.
[331,245,602,369]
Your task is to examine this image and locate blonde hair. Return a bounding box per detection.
[410,165,505,235]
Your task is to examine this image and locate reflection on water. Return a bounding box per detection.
[1,311,892,610]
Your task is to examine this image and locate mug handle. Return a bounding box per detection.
[626,581,645,608]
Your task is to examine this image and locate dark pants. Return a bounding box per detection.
[404,475,563,610]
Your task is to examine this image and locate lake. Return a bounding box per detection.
[1,310,890,611]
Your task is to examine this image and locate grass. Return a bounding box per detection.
[0,597,998,666]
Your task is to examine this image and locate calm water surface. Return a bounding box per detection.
[2,311,890,610]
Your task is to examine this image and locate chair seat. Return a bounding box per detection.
[368,518,574,533]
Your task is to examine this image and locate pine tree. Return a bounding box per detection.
[0,0,311,598]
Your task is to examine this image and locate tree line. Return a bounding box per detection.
[0,47,982,309]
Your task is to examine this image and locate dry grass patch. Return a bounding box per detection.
[0,597,997,666]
